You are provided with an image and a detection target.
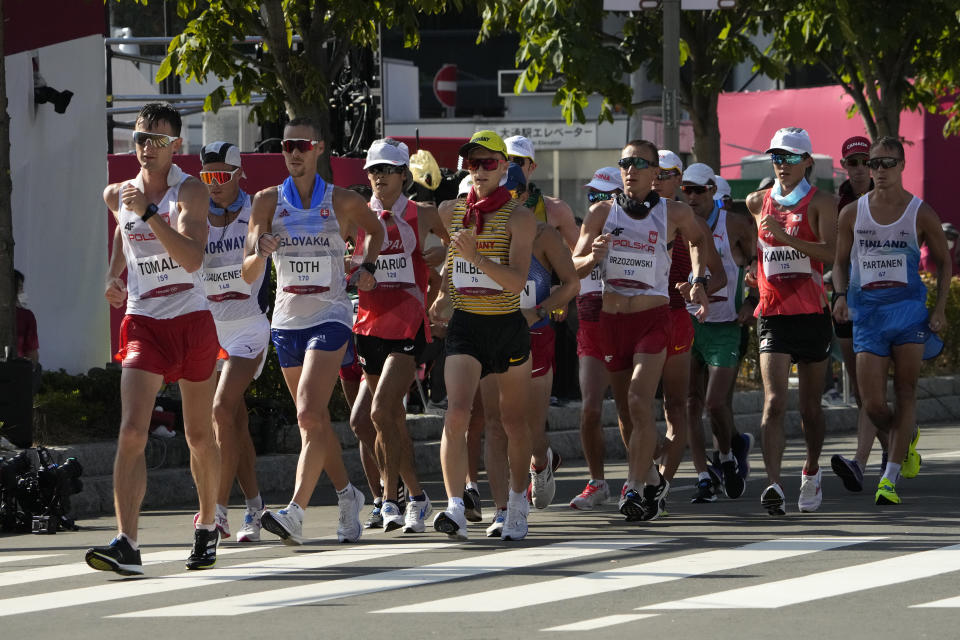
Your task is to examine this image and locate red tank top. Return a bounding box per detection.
[668,232,691,310]
[755,187,827,317]
[354,200,431,341]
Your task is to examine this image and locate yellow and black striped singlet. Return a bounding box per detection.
[447,198,520,315]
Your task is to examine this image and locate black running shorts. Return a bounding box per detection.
[354,323,427,376]
[757,309,833,364]
[445,309,530,378]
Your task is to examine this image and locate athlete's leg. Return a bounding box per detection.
[349,380,382,499]
[213,354,262,506]
[371,352,423,499]
[529,367,554,469]
[687,355,710,474]
[441,354,482,499]
[114,368,164,537]
[659,350,690,481]
[179,371,221,526]
[796,357,829,473]
[466,390,484,486]
[493,358,534,494]
[578,355,609,480]
[889,343,924,467]
[759,351,792,484]
[706,364,738,455]
[610,369,633,451]
[625,351,667,486]
[839,337,886,466]
[481,375,508,510]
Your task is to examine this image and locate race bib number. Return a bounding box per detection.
[452,257,503,295]
[520,279,537,309]
[860,253,908,289]
[579,265,603,296]
[762,245,811,279]
[202,264,251,301]
[134,253,193,299]
[605,248,656,289]
[279,256,332,294]
[374,253,416,289]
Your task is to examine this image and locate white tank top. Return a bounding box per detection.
[119,165,208,319]
[201,195,267,323]
[269,180,352,330]
[687,209,740,322]
[601,196,670,299]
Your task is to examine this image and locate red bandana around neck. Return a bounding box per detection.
[463,186,511,233]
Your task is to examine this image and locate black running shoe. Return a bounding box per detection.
[618,489,645,522]
[639,475,669,521]
[706,463,723,491]
[85,536,143,576]
[396,477,407,512]
[186,527,220,570]
[731,432,753,480]
[721,460,745,499]
[691,478,717,503]
[831,454,864,492]
[463,487,483,523]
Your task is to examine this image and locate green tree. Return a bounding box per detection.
[478,0,780,170]
[118,0,460,177]
[763,0,960,140]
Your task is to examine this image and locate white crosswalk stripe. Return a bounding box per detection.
[0,554,63,565]
[378,536,880,615]
[112,538,661,617]
[912,595,960,608]
[0,543,450,617]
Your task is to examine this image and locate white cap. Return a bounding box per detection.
[583,167,623,192]
[682,162,715,186]
[504,135,535,161]
[364,138,410,169]
[200,141,245,176]
[458,174,474,197]
[658,150,683,172]
[714,175,731,199]
[765,127,812,155]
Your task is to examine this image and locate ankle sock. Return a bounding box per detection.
[245,495,264,512]
[335,483,353,498]
[447,497,464,511]
[882,462,901,483]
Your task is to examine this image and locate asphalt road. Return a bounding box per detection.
[1,423,959,639]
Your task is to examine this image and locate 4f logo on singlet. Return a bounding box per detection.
[611,227,624,236]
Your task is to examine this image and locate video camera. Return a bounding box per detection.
[0,447,83,534]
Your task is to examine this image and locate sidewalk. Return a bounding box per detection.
[42,375,960,517]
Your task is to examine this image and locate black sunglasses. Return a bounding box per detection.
[843,157,867,168]
[657,170,680,181]
[366,164,405,176]
[587,192,614,204]
[507,155,530,167]
[617,156,654,171]
[866,157,901,170]
[680,185,709,195]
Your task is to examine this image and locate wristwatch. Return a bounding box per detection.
[360,262,377,276]
[141,203,158,222]
[692,275,709,285]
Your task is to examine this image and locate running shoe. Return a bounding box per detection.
[486,508,506,538]
[691,478,716,503]
[639,475,669,521]
[381,500,404,532]
[261,507,305,545]
[530,447,558,509]
[879,449,888,476]
[706,463,723,492]
[619,489,645,522]
[830,454,864,493]
[721,460,745,499]
[186,527,220,570]
[337,484,365,543]
[659,498,669,517]
[463,487,483,522]
[569,480,610,510]
[433,507,469,541]
[84,536,143,576]
[798,468,823,513]
[396,477,407,512]
[365,499,383,529]
[236,508,263,542]
[193,508,230,539]
[501,493,529,541]
[875,477,900,505]
[402,494,432,533]
[620,481,629,501]
[761,483,786,516]
[731,432,753,480]
[901,427,921,479]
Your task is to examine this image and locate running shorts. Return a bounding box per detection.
[116,310,220,383]
[445,309,530,378]
[530,323,556,379]
[757,309,832,363]
[852,298,943,360]
[355,323,428,376]
[692,320,742,369]
[339,336,363,382]
[666,307,694,360]
[214,314,271,379]
[576,319,604,361]
[598,305,670,372]
[271,321,352,369]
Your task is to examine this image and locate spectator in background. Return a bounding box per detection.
[837,136,873,210]
[14,269,38,364]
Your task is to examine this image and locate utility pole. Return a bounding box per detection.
[661,0,680,153]
[0,0,15,361]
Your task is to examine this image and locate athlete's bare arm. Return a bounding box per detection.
[830,202,857,324]
[750,188,838,265]
[571,201,612,277]
[242,187,278,284]
[545,195,579,250]
[668,200,710,316]
[916,202,950,332]
[334,187,384,292]
[539,223,580,313]
[103,185,128,307]
[695,216,727,296]
[730,209,758,267]
[418,201,450,254]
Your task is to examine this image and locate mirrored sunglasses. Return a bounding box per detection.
[770,153,805,165]
[680,185,709,195]
[587,191,614,203]
[281,138,318,153]
[199,168,241,186]
[657,170,681,181]
[866,157,901,170]
[617,156,653,170]
[132,131,178,148]
[466,157,501,171]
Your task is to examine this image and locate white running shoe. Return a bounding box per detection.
[529,448,557,509]
[402,494,432,533]
[569,480,610,510]
[235,508,262,542]
[502,494,529,541]
[261,507,305,545]
[337,484,365,543]
[433,506,468,541]
[381,500,404,532]
[193,508,231,539]
[760,483,786,516]
[486,509,506,537]
[798,468,823,512]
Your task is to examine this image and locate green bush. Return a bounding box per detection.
[33,367,123,443]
